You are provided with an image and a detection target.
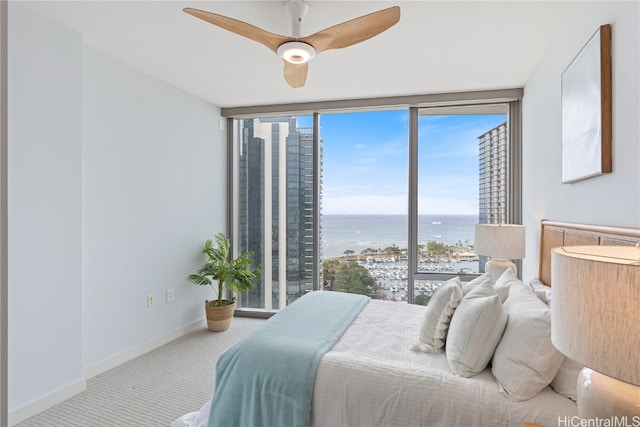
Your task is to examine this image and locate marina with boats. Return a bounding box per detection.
[357,254,479,302]
[322,215,480,301]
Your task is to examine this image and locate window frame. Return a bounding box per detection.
[407,101,522,303]
[225,90,522,314]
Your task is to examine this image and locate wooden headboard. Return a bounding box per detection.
[539,220,640,286]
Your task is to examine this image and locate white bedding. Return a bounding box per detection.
[174,298,578,427]
[311,300,577,427]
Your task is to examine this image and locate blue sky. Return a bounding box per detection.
[298,110,505,215]
[416,113,506,215]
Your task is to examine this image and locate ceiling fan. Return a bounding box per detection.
[183,1,400,88]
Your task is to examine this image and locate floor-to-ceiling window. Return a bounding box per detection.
[235,116,315,310]
[227,90,522,312]
[410,105,508,304]
[321,110,408,301]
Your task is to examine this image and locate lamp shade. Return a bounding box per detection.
[474,224,526,260]
[551,245,640,386]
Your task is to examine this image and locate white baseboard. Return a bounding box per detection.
[83,318,206,379]
[8,378,86,426]
[8,319,206,425]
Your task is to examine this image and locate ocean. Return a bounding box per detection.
[321,214,477,259]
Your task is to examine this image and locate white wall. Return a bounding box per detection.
[82,48,225,372]
[7,2,84,418]
[1,2,10,426]
[521,1,640,279]
[8,4,226,423]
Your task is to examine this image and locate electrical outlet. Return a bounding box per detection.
[147,294,155,308]
[166,288,175,302]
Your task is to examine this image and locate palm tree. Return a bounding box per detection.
[188,233,261,307]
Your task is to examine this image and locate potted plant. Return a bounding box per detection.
[188,233,261,332]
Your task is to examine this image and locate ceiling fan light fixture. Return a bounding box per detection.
[277,41,316,64]
[184,5,400,88]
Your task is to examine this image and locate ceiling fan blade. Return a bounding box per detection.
[302,6,400,54]
[183,7,291,53]
[283,61,308,88]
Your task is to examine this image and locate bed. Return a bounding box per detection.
[173,220,640,427]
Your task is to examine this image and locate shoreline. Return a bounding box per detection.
[324,252,480,303]
[321,214,477,259]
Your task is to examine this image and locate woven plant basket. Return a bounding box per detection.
[205,300,236,332]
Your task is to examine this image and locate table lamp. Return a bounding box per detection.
[551,245,640,418]
[474,223,526,281]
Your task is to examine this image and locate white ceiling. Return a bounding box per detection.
[20,1,572,109]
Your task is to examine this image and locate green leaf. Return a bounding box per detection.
[188,233,261,303]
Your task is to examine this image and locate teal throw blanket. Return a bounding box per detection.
[207,291,370,427]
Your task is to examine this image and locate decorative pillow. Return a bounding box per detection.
[494,268,522,303]
[528,277,552,305]
[462,272,491,295]
[412,277,463,353]
[446,279,507,377]
[491,284,566,401]
[463,270,518,303]
[550,357,583,401]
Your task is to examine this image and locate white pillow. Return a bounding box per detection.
[463,269,517,303]
[551,357,583,401]
[412,277,463,353]
[446,279,507,377]
[495,268,519,286]
[462,272,491,295]
[494,268,522,303]
[528,277,552,305]
[491,284,566,401]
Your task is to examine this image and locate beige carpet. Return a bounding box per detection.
[17,317,264,427]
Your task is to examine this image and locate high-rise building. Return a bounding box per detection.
[238,117,316,309]
[478,122,508,225]
[478,122,508,271]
